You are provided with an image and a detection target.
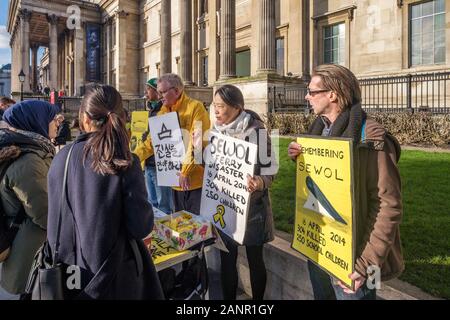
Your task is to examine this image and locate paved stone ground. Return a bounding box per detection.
[1,264,439,300]
[0,264,20,300]
[0,264,248,301]
[206,269,250,300]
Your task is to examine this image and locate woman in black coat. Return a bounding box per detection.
[210,85,276,300]
[47,84,163,300]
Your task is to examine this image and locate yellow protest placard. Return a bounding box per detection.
[144,234,198,272]
[291,136,355,289]
[130,111,149,153]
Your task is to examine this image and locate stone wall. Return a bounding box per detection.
[206,235,314,300]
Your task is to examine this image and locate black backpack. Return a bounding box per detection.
[0,154,27,262]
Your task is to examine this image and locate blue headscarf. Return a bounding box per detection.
[2,100,61,139]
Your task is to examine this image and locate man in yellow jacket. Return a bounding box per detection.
[134,73,210,215]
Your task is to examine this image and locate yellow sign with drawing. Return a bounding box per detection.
[130,111,149,153]
[144,234,198,272]
[291,136,355,289]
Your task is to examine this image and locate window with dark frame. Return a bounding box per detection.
[143,19,148,43]
[410,0,445,66]
[276,37,285,76]
[236,49,251,77]
[112,21,116,47]
[323,23,345,65]
[202,56,208,86]
[156,63,161,78]
[159,10,161,36]
[200,0,209,15]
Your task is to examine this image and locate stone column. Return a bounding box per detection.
[115,10,128,94]
[47,14,59,91]
[64,31,70,92]
[105,18,112,85]
[160,0,172,74]
[207,0,219,84]
[302,0,310,79]
[10,37,18,93]
[257,0,276,74]
[219,0,236,80]
[180,0,193,84]
[31,44,39,93]
[74,24,85,96]
[19,9,32,92]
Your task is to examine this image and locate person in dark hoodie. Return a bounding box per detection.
[288,64,404,300]
[209,85,277,300]
[52,114,72,146]
[46,84,164,300]
[0,100,59,297]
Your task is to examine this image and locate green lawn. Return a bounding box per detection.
[270,138,450,299]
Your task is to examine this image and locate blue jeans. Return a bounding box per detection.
[145,165,173,214]
[307,260,376,300]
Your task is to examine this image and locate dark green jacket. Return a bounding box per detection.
[0,129,54,294]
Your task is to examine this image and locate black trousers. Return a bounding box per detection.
[220,240,267,300]
[172,188,202,215]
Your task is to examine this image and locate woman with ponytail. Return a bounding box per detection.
[46,84,163,299]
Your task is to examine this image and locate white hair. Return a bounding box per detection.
[158,73,185,91]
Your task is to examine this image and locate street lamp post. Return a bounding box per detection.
[18,69,25,102]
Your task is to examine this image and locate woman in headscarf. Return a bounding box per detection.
[0,100,59,297]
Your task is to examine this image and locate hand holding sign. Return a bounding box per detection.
[288,141,302,160]
[200,132,257,244]
[246,174,264,193]
[149,112,185,186]
[177,172,191,191]
[337,271,365,294]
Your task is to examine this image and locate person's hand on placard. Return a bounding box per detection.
[192,128,203,153]
[337,271,366,294]
[288,141,302,160]
[246,174,264,194]
[177,172,191,191]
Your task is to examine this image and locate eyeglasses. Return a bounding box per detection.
[157,87,176,96]
[306,88,330,96]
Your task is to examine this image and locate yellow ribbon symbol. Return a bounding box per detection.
[214,205,226,229]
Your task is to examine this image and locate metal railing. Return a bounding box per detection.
[268,86,310,114]
[269,71,450,114]
[23,96,146,114]
[22,95,50,101]
[360,71,450,114]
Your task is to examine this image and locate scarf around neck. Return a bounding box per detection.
[213,110,251,138]
[308,102,366,143]
[0,127,55,156]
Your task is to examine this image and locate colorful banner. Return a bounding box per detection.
[200,132,257,244]
[130,111,149,153]
[291,136,355,288]
[86,23,101,82]
[148,112,185,186]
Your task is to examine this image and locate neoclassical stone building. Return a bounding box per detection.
[0,64,12,97]
[7,0,450,112]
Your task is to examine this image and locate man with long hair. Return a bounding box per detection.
[288,64,404,300]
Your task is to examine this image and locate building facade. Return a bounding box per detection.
[0,64,12,97]
[7,0,450,112]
